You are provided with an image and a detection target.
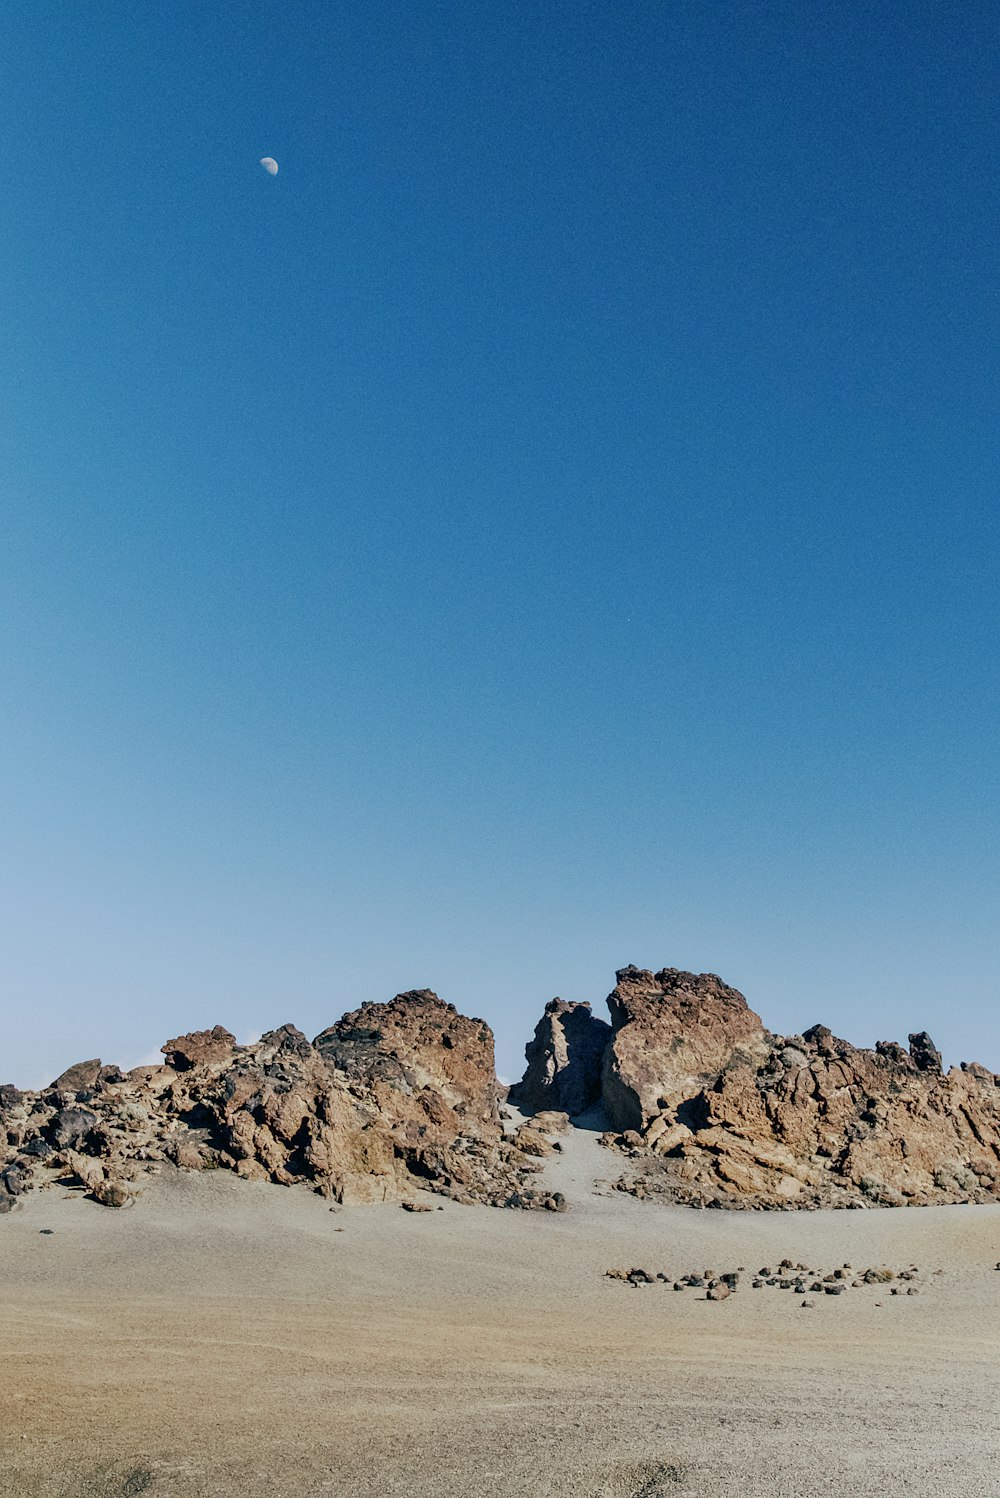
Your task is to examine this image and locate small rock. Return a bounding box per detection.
[401,1200,433,1212]
[91,1178,130,1208]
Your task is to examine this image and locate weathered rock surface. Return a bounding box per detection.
[7,963,1000,1217]
[592,972,1000,1209]
[50,1059,103,1093]
[0,992,541,1213]
[508,999,611,1117]
[161,1025,237,1071]
[601,967,773,1132]
[512,965,1000,1211]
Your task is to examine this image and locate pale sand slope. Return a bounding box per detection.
[2,1118,1000,1498]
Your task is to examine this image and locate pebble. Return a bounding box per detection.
[601,1258,948,1303]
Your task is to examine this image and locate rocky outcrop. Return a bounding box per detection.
[315,990,499,1128]
[601,967,773,1131]
[0,992,546,1214]
[597,981,1000,1209]
[511,964,1000,1211]
[7,964,1000,1217]
[508,999,611,1117]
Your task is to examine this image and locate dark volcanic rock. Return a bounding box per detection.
[50,1107,98,1149]
[509,998,611,1117]
[908,1031,944,1074]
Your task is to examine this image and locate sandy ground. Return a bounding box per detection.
[2,1116,1000,1497]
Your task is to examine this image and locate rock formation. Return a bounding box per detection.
[0,991,555,1215]
[513,965,1000,1210]
[508,999,611,1117]
[6,964,1000,1217]
[601,967,773,1132]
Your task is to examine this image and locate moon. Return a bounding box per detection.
[259,157,278,176]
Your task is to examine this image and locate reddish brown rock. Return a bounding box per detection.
[0,991,540,1213]
[8,965,1000,1218]
[315,990,499,1129]
[90,1176,131,1208]
[509,999,611,1117]
[161,1026,237,1071]
[601,967,772,1131]
[597,973,1000,1210]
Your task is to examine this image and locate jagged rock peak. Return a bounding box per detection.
[908,1031,943,1074]
[602,966,772,1132]
[509,998,611,1118]
[314,989,497,1121]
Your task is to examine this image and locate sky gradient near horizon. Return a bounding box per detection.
[2,1,998,1088]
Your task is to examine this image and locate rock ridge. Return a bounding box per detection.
[512,965,1000,1210]
[0,991,552,1216]
[6,965,999,1216]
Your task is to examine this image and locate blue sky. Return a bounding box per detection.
[2,1,997,1087]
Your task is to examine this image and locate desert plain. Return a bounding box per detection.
[3,1116,999,1498]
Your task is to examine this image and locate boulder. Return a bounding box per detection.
[50,1059,102,1093]
[91,1176,131,1208]
[509,999,611,1117]
[161,1026,237,1071]
[50,1106,98,1149]
[908,1031,943,1074]
[512,1124,554,1157]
